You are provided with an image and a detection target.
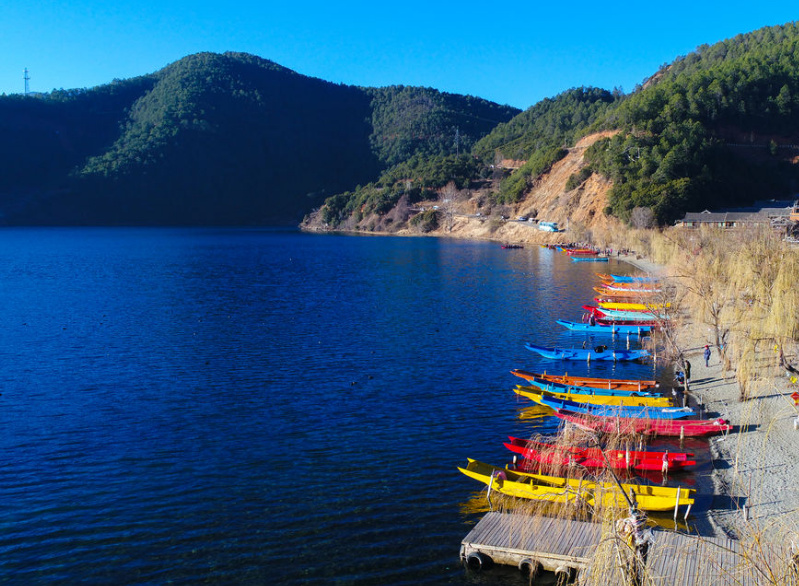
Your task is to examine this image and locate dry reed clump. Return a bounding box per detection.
[585,223,799,583]
[495,420,694,583]
[599,225,799,401]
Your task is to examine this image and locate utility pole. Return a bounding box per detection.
[23,68,30,96]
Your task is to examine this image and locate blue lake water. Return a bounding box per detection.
[0,228,678,584]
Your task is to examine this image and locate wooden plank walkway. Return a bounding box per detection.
[460,512,601,573]
[461,512,795,584]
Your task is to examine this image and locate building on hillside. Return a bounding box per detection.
[674,199,798,230]
[496,159,526,170]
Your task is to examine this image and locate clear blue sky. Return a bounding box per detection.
[2,1,797,110]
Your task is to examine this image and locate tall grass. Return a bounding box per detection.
[603,225,799,400]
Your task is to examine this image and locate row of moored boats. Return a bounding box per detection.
[459,271,731,516]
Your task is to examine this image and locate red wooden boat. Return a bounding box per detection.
[595,317,661,328]
[504,436,696,472]
[582,305,661,326]
[554,409,732,437]
[593,286,658,299]
[565,248,598,256]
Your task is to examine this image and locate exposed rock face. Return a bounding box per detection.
[302,131,624,242]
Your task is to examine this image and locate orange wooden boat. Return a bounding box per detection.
[510,369,658,391]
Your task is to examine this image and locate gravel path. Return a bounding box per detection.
[621,253,799,543]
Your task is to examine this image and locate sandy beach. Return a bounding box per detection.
[624,254,799,545]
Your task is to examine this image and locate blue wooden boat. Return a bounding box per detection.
[521,376,656,397]
[571,256,609,262]
[531,394,694,420]
[555,319,651,335]
[611,274,659,283]
[524,342,650,361]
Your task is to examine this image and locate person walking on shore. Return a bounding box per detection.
[704,345,711,367]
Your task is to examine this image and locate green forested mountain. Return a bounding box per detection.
[318,21,799,229]
[472,86,619,161]
[7,22,799,228]
[366,85,521,166]
[0,52,518,225]
[586,22,799,223]
[316,86,619,228]
[474,87,619,203]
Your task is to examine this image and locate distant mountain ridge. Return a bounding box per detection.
[6,22,799,229]
[0,52,519,225]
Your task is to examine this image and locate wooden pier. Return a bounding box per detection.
[460,512,601,579]
[461,512,792,584]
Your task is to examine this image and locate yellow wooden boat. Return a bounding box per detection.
[459,459,695,512]
[459,459,583,505]
[522,469,695,511]
[514,386,673,407]
[598,301,670,311]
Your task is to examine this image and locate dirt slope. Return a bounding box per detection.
[401,131,620,243]
[515,131,617,232]
[302,131,622,243]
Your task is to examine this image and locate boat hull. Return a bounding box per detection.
[510,369,658,391]
[572,256,609,262]
[505,437,696,472]
[533,394,693,419]
[555,410,732,437]
[524,342,650,361]
[514,386,672,407]
[556,319,652,335]
[458,459,695,512]
[583,305,664,321]
[517,374,659,397]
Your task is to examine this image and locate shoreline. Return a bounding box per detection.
[624,255,799,542]
[313,227,799,541]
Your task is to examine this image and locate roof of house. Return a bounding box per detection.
[679,199,799,223]
[680,211,769,223]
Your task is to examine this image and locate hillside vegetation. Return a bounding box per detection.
[587,22,799,223]
[313,21,799,232]
[0,52,518,225]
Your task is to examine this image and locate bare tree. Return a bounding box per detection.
[441,181,458,231]
[630,207,655,230]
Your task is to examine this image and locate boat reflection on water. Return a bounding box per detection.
[458,492,493,516]
[517,405,555,420]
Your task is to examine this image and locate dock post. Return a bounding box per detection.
[674,486,682,523]
[554,566,573,585]
[518,558,541,581]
